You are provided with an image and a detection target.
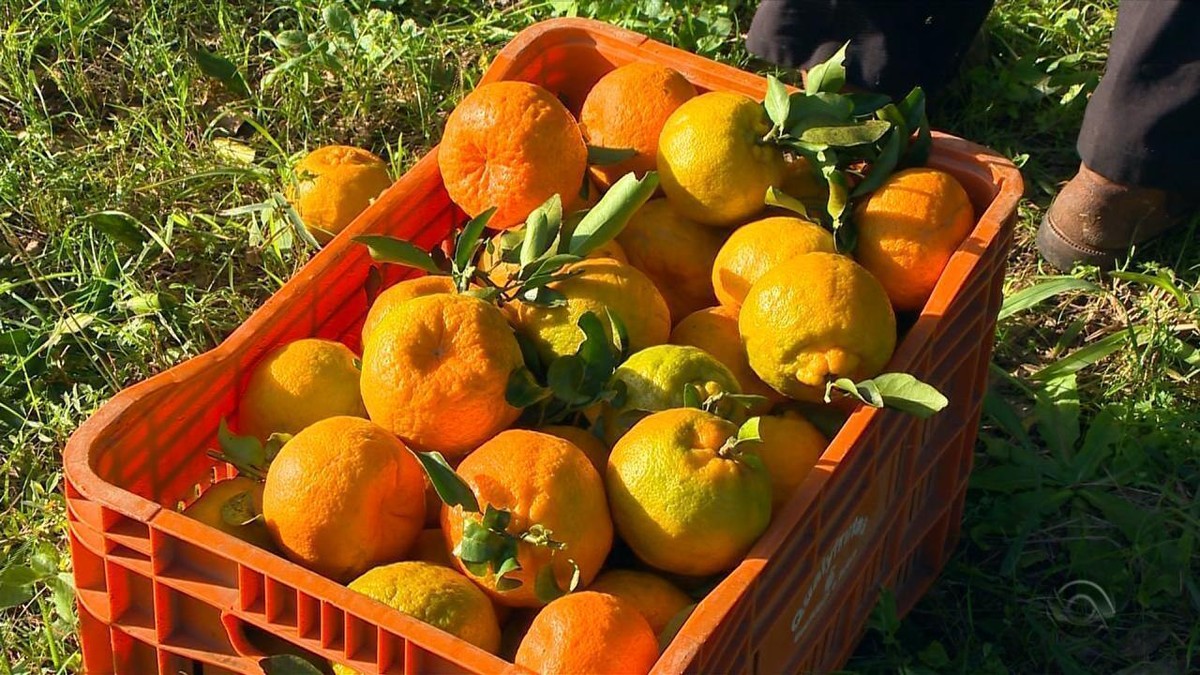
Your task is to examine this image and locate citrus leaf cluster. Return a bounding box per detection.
[824,373,949,417]
[205,418,291,481]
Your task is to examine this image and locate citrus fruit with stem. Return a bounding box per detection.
[360,293,523,459]
[854,167,975,311]
[515,591,659,675]
[606,408,772,576]
[287,145,392,243]
[587,569,693,635]
[657,91,786,227]
[237,338,366,441]
[669,305,782,414]
[182,477,272,550]
[438,81,587,229]
[580,62,696,188]
[711,215,835,308]
[739,252,896,400]
[262,416,425,582]
[751,411,828,511]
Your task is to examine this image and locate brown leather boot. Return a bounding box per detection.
[1037,164,1193,270]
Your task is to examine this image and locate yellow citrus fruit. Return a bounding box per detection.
[617,198,725,323]
[854,168,975,312]
[438,81,587,229]
[506,258,670,364]
[607,408,772,576]
[780,156,827,203]
[539,425,609,476]
[669,305,782,413]
[477,232,626,289]
[712,216,835,308]
[182,477,273,550]
[237,338,366,441]
[442,430,612,608]
[515,591,659,675]
[287,145,391,243]
[335,561,500,673]
[361,275,456,345]
[740,252,896,400]
[751,411,828,511]
[657,91,786,227]
[262,416,425,582]
[587,569,692,635]
[360,293,523,459]
[580,62,697,188]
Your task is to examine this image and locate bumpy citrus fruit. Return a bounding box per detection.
[507,258,670,364]
[360,293,523,459]
[617,198,725,322]
[657,91,786,227]
[607,408,772,576]
[751,411,828,511]
[515,591,659,675]
[740,252,896,400]
[580,62,697,188]
[669,305,782,413]
[854,168,975,311]
[587,569,692,635]
[539,425,609,476]
[438,81,587,229]
[238,338,366,440]
[712,215,835,308]
[477,231,626,290]
[182,477,273,550]
[262,417,425,582]
[337,561,500,672]
[362,275,456,345]
[287,145,392,243]
[442,430,612,607]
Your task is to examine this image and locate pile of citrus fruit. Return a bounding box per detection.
[187,53,970,673]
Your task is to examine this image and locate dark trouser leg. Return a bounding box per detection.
[746,0,994,98]
[1076,0,1200,193]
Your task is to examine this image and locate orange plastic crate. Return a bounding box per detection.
[65,18,1022,674]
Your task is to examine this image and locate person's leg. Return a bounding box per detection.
[1038,0,1200,270]
[747,0,994,98]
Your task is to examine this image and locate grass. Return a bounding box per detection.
[1,0,1196,672]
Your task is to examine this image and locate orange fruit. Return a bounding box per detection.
[438,81,587,229]
[669,305,783,414]
[360,293,523,459]
[507,258,670,364]
[287,145,391,243]
[854,168,975,311]
[539,425,609,476]
[617,198,725,323]
[751,411,828,511]
[442,430,612,608]
[780,156,827,203]
[338,561,500,669]
[607,408,772,576]
[262,416,425,582]
[711,215,835,308]
[587,569,692,635]
[361,275,456,345]
[657,92,787,227]
[409,528,453,568]
[237,338,366,441]
[515,591,659,675]
[182,477,273,550]
[740,252,896,401]
[580,62,697,188]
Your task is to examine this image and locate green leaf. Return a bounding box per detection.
[520,285,569,308]
[1109,270,1190,307]
[520,198,560,267]
[606,308,629,361]
[785,93,855,134]
[464,286,502,303]
[210,419,268,478]
[682,383,702,409]
[871,373,949,417]
[219,491,260,527]
[847,92,893,116]
[415,451,480,513]
[506,366,552,408]
[1031,329,1140,381]
[805,41,849,94]
[0,329,33,357]
[0,566,39,588]
[547,356,590,406]
[322,5,355,37]
[85,211,148,248]
[191,46,252,99]
[586,145,638,166]
[353,235,440,273]
[798,120,891,147]
[534,561,576,604]
[519,254,581,283]
[736,416,763,443]
[0,580,33,610]
[481,505,512,532]
[764,75,791,130]
[764,186,809,218]
[999,277,1103,320]
[850,126,904,198]
[494,555,523,591]
[897,87,928,131]
[454,207,497,272]
[568,172,658,255]
[575,311,618,384]
[825,378,883,407]
[260,654,324,675]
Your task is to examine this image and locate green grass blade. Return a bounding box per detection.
[999,277,1103,321]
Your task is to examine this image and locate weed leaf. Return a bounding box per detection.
[191,46,252,99]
